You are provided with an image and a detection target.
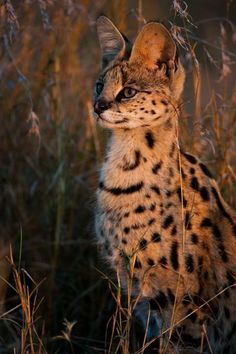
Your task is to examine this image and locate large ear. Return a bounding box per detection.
[129,22,177,71]
[97,16,126,69]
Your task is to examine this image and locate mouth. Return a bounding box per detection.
[94,112,128,125]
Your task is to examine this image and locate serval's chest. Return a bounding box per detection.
[96,129,187,294]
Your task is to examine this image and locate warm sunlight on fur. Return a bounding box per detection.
[94,15,236,354]
[94,18,185,130]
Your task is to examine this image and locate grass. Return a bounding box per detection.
[0,0,235,353]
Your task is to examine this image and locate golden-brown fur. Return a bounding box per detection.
[93,16,236,353]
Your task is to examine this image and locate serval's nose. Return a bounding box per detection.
[94,98,112,115]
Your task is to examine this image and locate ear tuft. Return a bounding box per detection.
[130,22,176,71]
[97,16,126,69]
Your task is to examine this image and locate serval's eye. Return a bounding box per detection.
[123,87,137,98]
[96,82,104,95]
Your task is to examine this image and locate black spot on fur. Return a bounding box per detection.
[177,187,187,207]
[201,218,212,228]
[176,158,187,179]
[163,215,174,229]
[151,109,156,115]
[145,131,155,148]
[147,258,155,266]
[152,232,161,243]
[124,212,130,218]
[170,241,179,270]
[182,294,191,304]
[131,223,145,230]
[150,291,168,310]
[134,258,142,269]
[124,227,130,234]
[171,225,177,236]
[161,99,168,106]
[139,239,147,250]
[199,163,213,178]
[182,152,197,164]
[152,161,163,174]
[148,204,156,212]
[99,181,144,195]
[180,167,187,180]
[190,168,195,174]
[212,224,222,240]
[191,233,198,244]
[211,224,228,262]
[123,150,141,171]
[166,202,173,209]
[152,100,156,106]
[185,254,194,273]
[151,186,160,195]
[122,238,127,244]
[185,211,192,230]
[200,186,210,201]
[190,177,199,191]
[148,218,156,226]
[159,256,167,267]
[134,205,146,213]
[218,247,228,262]
[166,190,172,197]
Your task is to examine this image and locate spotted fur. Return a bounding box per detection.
[93,16,236,353]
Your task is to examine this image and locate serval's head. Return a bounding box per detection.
[94,16,185,129]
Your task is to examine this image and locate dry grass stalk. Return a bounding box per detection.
[3,246,46,354]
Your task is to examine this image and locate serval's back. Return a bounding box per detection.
[93,16,236,353]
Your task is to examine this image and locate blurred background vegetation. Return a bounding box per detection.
[0,0,235,353]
